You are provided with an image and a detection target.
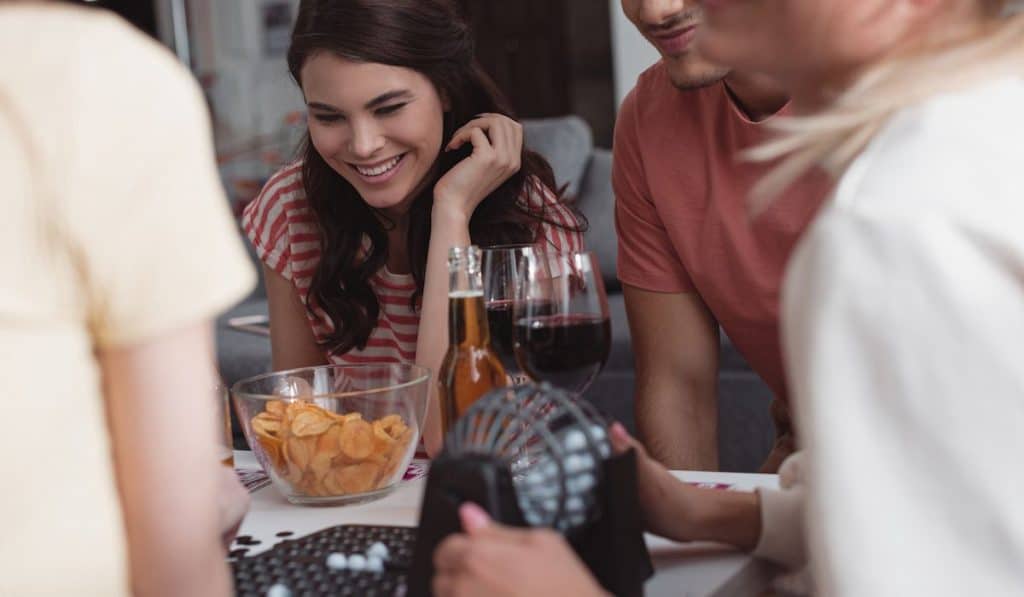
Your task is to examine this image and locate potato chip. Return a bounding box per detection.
[252,401,415,498]
[266,400,286,417]
[379,427,415,483]
[290,409,333,437]
[257,434,285,470]
[375,414,408,439]
[283,458,304,486]
[325,410,360,424]
[309,451,333,480]
[338,418,374,460]
[252,413,282,437]
[331,461,380,494]
[284,435,313,471]
[370,421,397,453]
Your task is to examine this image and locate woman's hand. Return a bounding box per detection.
[433,503,608,597]
[433,113,523,222]
[217,466,250,549]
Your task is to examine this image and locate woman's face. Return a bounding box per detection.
[696,0,921,101]
[301,53,446,216]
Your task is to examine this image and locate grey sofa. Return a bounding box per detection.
[217,115,776,471]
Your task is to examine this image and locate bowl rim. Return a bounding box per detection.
[230,363,431,401]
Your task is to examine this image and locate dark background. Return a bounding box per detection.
[62,0,617,147]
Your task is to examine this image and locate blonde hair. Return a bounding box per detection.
[748,0,1024,208]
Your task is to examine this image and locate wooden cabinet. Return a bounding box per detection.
[457,0,615,147]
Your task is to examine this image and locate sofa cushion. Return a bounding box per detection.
[522,115,593,199]
[577,148,617,290]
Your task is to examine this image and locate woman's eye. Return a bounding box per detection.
[313,113,344,124]
[376,103,407,117]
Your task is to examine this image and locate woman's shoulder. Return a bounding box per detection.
[835,77,1024,216]
[241,162,308,229]
[240,162,318,271]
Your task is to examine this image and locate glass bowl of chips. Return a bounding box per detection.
[232,364,430,506]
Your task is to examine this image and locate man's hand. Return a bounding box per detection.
[611,423,763,550]
[609,422,703,540]
[433,503,608,597]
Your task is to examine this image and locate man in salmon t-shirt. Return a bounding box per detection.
[614,0,829,472]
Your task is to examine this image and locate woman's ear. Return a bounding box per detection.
[440,89,452,112]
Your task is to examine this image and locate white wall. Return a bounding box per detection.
[608,0,659,110]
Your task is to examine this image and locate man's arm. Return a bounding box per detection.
[623,284,720,470]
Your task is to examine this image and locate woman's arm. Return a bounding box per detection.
[417,208,473,454]
[101,322,236,597]
[264,264,329,370]
[418,114,523,454]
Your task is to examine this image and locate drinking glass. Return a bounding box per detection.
[513,251,611,395]
[481,244,546,385]
[215,381,234,468]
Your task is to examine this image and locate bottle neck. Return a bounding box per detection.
[448,258,482,297]
[448,290,490,347]
[447,257,490,346]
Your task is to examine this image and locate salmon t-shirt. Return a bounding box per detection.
[613,61,829,402]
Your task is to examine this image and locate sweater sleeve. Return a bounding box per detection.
[753,452,808,569]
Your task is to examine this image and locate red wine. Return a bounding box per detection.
[514,314,611,393]
[486,300,517,372]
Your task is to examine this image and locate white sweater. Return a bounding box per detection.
[758,76,1024,595]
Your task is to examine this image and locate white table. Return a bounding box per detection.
[235,451,779,596]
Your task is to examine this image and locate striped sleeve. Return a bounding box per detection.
[241,164,304,281]
[524,177,586,254]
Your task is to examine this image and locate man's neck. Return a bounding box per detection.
[722,71,790,123]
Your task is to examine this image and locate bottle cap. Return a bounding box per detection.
[447,245,482,274]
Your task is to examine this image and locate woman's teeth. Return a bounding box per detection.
[355,154,403,177]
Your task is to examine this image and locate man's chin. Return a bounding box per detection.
[664,55,730,91]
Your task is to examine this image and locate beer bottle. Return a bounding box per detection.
[438,245,507,435]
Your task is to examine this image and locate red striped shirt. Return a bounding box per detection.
[242,163,584,365]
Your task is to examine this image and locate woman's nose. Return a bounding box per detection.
[347,120,385,158]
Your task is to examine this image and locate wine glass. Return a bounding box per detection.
[513,251,611,395]
[481,244,544,385]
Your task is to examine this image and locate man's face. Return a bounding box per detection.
[621,0,729,90]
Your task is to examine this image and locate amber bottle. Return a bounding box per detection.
[437,246,507,435]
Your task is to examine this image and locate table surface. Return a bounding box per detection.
[234,451,779,597]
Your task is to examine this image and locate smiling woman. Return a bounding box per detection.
[240,0,585,453]
[299,54,445,215]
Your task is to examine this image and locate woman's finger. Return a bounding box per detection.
[446,125,474,151]
[479,118,518,172]
[466,127,496,163]
[510,119,523,164]
[446,114,513,150]
[434,533,472,572]
[458,502,492,533]
[496,117,522,172]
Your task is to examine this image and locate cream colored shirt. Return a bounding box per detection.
[781,76,1024,595]
[0,5,254,595]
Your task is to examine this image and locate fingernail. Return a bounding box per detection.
[460,502,491,532]
[609,422,629,444]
